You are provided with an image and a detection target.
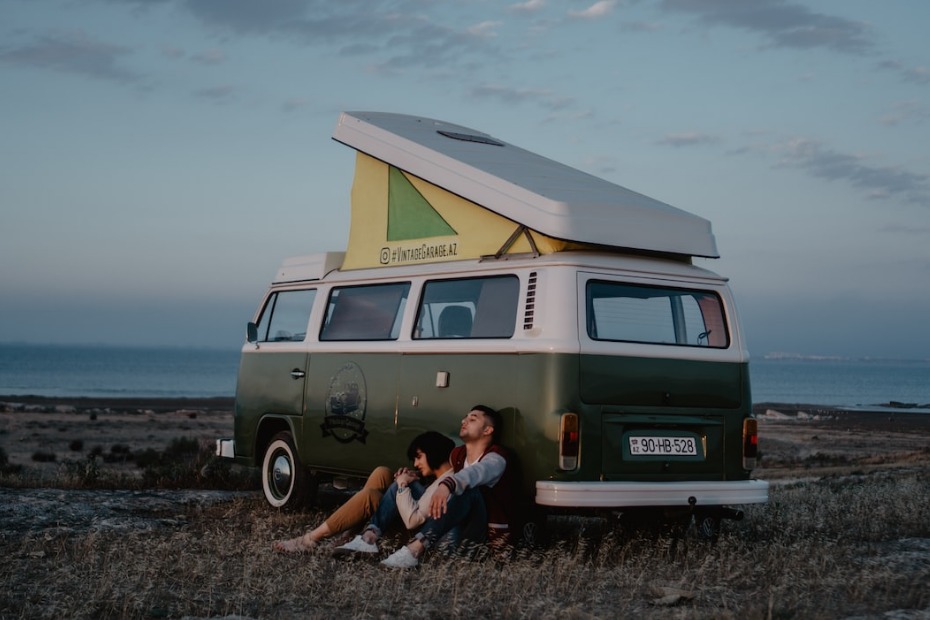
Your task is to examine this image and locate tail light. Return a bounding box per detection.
[742,417,759,470]
[559,412,580,470]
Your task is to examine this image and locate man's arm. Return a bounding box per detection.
[429,452,506,518]
[397,473,448,530]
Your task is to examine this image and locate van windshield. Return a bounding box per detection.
[586,281,728,348]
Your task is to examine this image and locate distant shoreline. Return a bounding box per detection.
[0,395,235,413]
[7,397,919,412]
[0,395,930,430]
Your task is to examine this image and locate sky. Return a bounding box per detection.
[1,0,928,359]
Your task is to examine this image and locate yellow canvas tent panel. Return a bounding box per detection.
[342,153,575,270]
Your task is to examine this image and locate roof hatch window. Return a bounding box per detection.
[437,130,504,147]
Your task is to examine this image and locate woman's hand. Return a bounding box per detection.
[395,468,417,488]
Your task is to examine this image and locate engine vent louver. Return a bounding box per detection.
[523,271,538,330]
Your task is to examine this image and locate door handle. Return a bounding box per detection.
[290,369,306,380]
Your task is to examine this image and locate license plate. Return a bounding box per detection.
[629,436,699,456]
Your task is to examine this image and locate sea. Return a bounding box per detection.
[0,344,927,410]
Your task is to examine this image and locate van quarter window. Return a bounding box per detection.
[414,275,519,339]
[320,282,410,341]
[255,289,317,342]
[586,281,729,348]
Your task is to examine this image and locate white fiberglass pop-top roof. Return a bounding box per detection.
[332,111,719,259]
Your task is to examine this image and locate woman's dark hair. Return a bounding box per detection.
[471,404,503,442]
[407,431,455,470]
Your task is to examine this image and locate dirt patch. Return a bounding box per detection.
[0,487,253,538]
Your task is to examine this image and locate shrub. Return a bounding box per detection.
[69,439,84,452]
[64,454,101,486]
[103,444,133,464]
[32,450,56,463]
[165,437,200,457]
[133,448,163,469]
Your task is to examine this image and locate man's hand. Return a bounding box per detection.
[429,483,451,519]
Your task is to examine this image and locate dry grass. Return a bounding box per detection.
[2,469,930,619]
[3,406,930,618]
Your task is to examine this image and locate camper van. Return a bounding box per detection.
[217,111,768,533]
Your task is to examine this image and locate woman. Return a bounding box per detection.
[273,431,454,553]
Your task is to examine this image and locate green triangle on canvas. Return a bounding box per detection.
[387,166,456,240]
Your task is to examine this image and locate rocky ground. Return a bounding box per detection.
[2,396,929,534]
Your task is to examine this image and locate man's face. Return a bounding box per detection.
[459,409,493,442]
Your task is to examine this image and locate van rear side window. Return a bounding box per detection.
[415,275,519,339]
[255,289,316,342]
[586,281,728,348]
[320,282,410,341]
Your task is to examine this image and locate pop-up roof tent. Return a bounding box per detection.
[331,111,718,270]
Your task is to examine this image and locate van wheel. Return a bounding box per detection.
[261,431,310,510]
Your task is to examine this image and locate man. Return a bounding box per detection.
[380,404,519,568]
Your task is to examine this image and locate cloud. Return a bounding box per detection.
[161,46,186,59]
[621,21,663,33]
[193,84,237,104]
[510,0,545,13]
[877,60,930,84]
[466,21,503,39]
[775,138,930,206]
[903,66,930,84]
[281,99,309,113]
[568,1,617,20]
[878,224,930,236]
[177,2,503,73]
[659,0,874,54]
[183,0,318,36]
[880,101,929,127]
[470,83,574,111]
[657,132,720,147]
[191,48,226,65]
[181,0,393,44]
[372,15,502,73]
[0,30,140,83]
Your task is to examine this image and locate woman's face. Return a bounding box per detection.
[413,449,433,477]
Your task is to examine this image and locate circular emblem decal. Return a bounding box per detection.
[321,362,369,444]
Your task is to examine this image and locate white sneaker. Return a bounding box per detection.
[380,546,419,569]
[333,535,379,556]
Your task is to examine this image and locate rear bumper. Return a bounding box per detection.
[535,479,769,508]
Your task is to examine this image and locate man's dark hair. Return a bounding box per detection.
[471,404,502,442]
[407,431,455,469]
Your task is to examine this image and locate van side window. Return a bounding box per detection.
[586,281,729,348]
[415,275,519,339]
[255,289,316,342]
[320,282,410,341]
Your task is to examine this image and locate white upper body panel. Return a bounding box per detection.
[264,251,748,362]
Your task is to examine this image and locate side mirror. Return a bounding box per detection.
[247,322,258,343]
